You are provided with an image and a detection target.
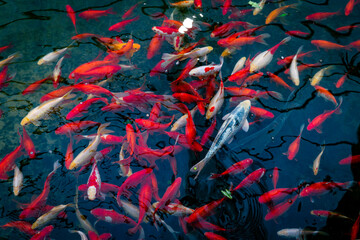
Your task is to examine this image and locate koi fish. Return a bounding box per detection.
[311,40,349,51]
[228,8,253,19]
[250,36,291,73]
[231,56,246,74]
[211,21,257,38]
[135,116,174,131]
[273,167,279,189]
[31,225,54,240]
[313,144,325,175]
[339,154,360,165]
[0,133,23,180]
[307,97,342,133]
[1,221,37,236]
[78,8,115,20]
[285,30,310,37]
[267,72,293,90]
[310,66,333,86]
[345,0,357,16]
[284,124,304,160]
[55,121,100,135]
[190,100,251,179]
[147,34,164,59]
[306,11,340,21]
[161,46,213,68]
[206,80,224,119]
[200,117,217,146]
[69,123,112,169]
[31,204,71,229]
[13,165,23,196]
[265,4,297,24]
[253,0,267,16]
[299,181,352,197]
[217,33,270,49]
[336,73,348,88]
[250,106,274,119]
[336,25,360,32]
[351,213,360,240]
[209,158,253,179]
[22,126,36,159]
[108,16,140,32]
[265,194,298,220]
[87,162,103,201]
[66,98,108,120]
[22,76,51,95]
[186,197,226,224]
[311,210,352,220]
[232,168,266,191]
[289,45,303,86]
[0,52,21,68]
[38,42,73,65]
[277,228,328,238]
[204,232,227,240]
[66,5,77,33]
[52,56,65,88]
[258,187,298,204]
[189,56,224,78]
[171,106,197,132]
[314,86,337,105]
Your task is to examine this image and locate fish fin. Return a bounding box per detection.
[315,127,322,134]
[242,119,250,132]
[222,113,230,120]
[199,55,207,62]
[228,137,234,144]
[257,33,270,45]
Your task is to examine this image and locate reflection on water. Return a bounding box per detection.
[0,0,360,239]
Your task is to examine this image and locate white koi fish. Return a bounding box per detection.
[253,0,267,16]
[310,66,333,86]
[289,45,303,86]
[21,90,75,126]
[13,165,23,196]
[250,36,291,73]
[161,46,213,68]
[231,56,246,75]
[87,161,104,201]
[0,52,21,68]
[53,56,65,88]
[69,123,112,170]
[313,143,325,176]
[32,203,72,229]
[189,56,224,78]
[206,80,224,120]
[190,99,251,179]
[37,41,74,65]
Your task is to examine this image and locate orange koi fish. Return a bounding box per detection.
[307,97,342,133]
[336,73,348,88]
[55,121,100,135]
[66,98,108,120]
[250,106,274,119]
[314,86,337,105]
[311,40,349,51]
[22,126,36,159]
[267,72,293,90]
[284,124,304,160]
[147,34,164,59]
[266,4,297,24]
[0,132,23,180]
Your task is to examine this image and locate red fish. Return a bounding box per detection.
[273,167,279,189]
[22,126,36,159]
[200,117,217,146]
[22,77,51,95]
[1,221,37,236]
[66,98,108,120]
[336,25,360,32]
[267,72,293,90]
[285,30,310,37]
[299,181,352,197]
[73,83,114,97]
[307,98,342,133]
[116,168,153,202]
[79,182,120,195]
[314,86,337,105]
[258,187,298,204]
[284,124,304,160]
[351,213,360,240]
[209,158,253,179]
[122,3,140,19]
[264,195,298,220]
[250,106,274,119]
[147,34,164,59]
[347,40,360,50]
[0,66,12,90]
[204,232,227,240]
[88,231,112,240]
[66,5,77,33]
[108,16,140,32]
[30,225,54,240]
[71,33,102,41]
[40,85,74,102]
[194,0,202,9]
[187,197,226,224]
[0,44,12,54]
[339,154,360,165]
[228,8,253,19]
[211,21,256,38]
[153,177,182,217]
[86,162,103,201]
[311,40,349,51]
[65,137,74,170]
[222,0,232,15]
[78,8,115,20]
[305,11,340,21]
[19,161,60,219]
[345,0,357,16]
[0,132,23,180]
[55,121,100,136]
[135,116,174,131]
[231,168,266,191]
[90,208,139,226]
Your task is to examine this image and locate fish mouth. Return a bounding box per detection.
[241,99,251,109]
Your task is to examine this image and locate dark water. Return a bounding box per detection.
[0,0,360,239]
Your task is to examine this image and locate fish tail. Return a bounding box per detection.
[161,53,182,67]
[208,173,221,180]
[257,33,270,45]
[107,7,116,15]
[62,89,76,100]
[97,122,113,136]
[190,158,209,180]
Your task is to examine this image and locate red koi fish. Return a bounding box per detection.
[87,162,103,201]
[209,158,253,179]
[0,66,12,90]
[117,168,153,202]
[22,126,36,159]
[267,72,293,90]
[345,0,357,16]
[273,167,279,189]
[284,124,303,161]
[336,25,360,32]
[217,33,270,49]
[108,16,140,32]
[30,225,54,240]
[77,65,122,79]
[78,8,115,21]
[299,181,353,197]
[351,213,360,240]
[258,187,298,204]
[135,116,174,131]
[231,168,266,191]
[347,40,360,50]
[79,182,120,196]
[19,161,60,219]
[122,2,140,19]
[153,177,182,218]
[40,85,74,102]
[1,221,37,236]
[55,121,100,135]
[71,33,102,41]
[305,11,340,21]
[73,83,114,97]
[0,132,23,180]
[222,0,232,15]
[194,0,202,9]
[129,183,153,234]
[66,98,108,120]
[211,21,256,38]
[22,76,51,95]
[66,5,77,33]
[265,195,298,220]
[126,124,136,155]
[204,232,227,240]
[173,92,208,104]
[339,154,360,165]
[88,231,112,240]
[200,117,217,146]
[307,97,342,133]
[69,59,118,80]
[336,73,348,88]
[187,197,226,224]
[277,51,315,66]
[185,105,203,152]
[0,44,12,54]
[90,208,138,225]
[285,30,310,37]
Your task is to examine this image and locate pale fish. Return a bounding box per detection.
[231,56,246,75]
[206,80,224,120]
[289,45,303,86]
[313,143,325,176]
[13,165,23,196]
[171,106,197,132]
[310,66,333,86]
[32,203,72,229]
[37,41,74,65]
[0,52,21,68]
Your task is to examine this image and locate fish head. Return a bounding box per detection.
[241,99,251,110]
[20,117,30,126]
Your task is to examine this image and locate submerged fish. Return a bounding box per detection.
[190,99,251,179]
